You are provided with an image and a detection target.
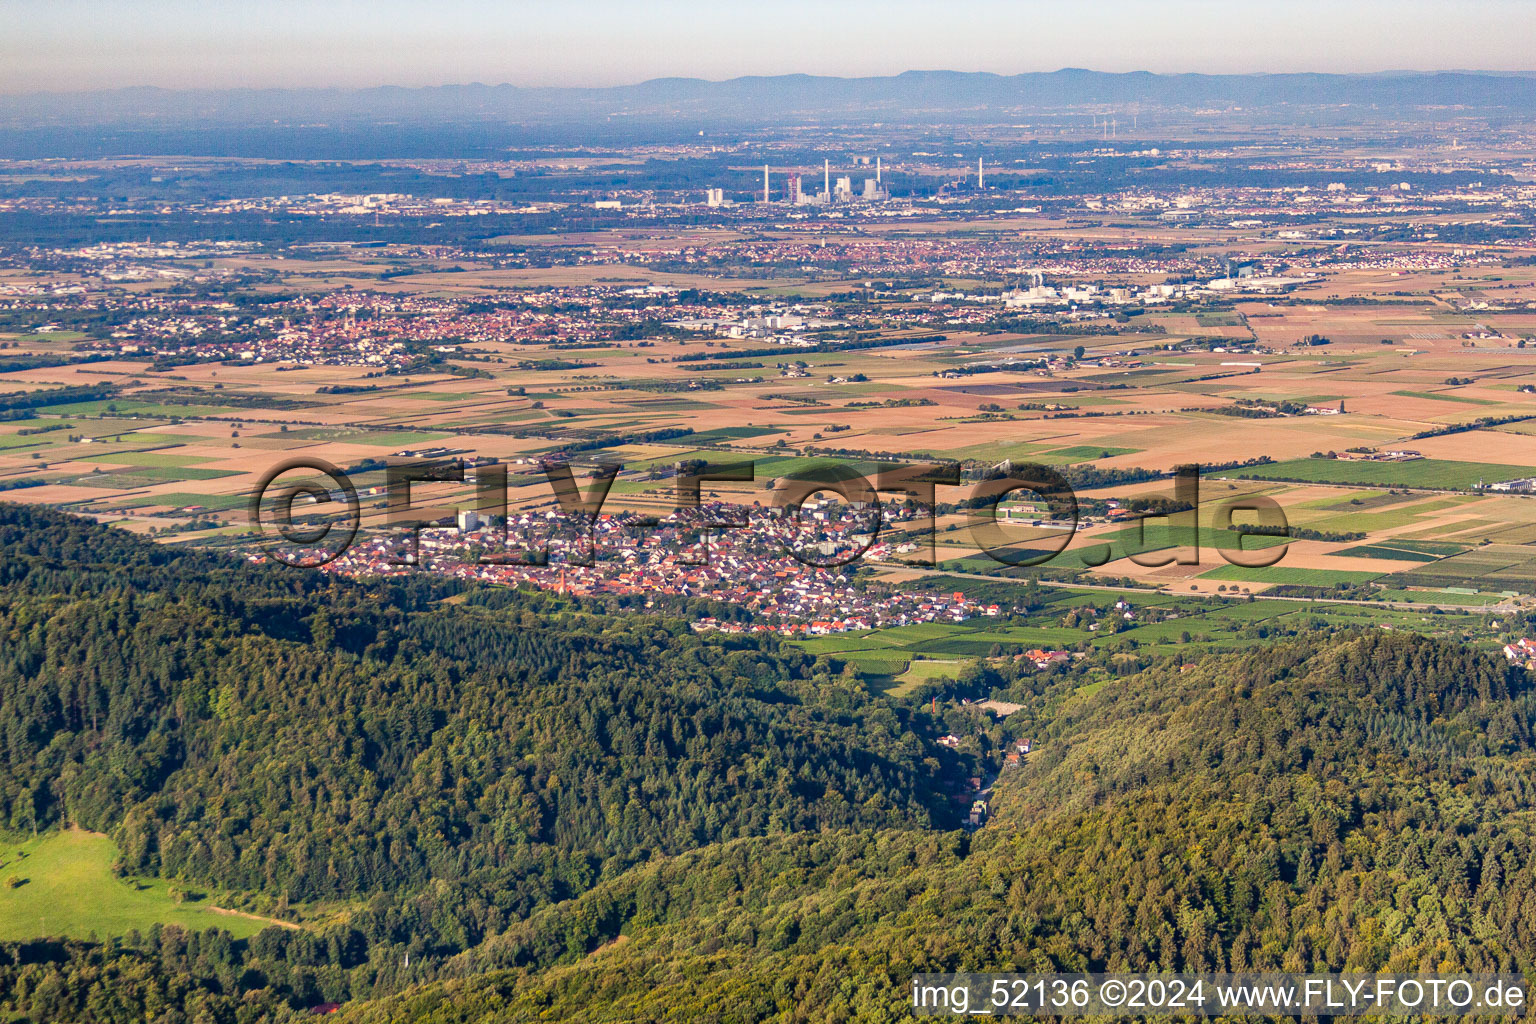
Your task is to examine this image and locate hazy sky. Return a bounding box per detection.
[6,0,1536,94]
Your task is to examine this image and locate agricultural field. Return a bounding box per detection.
[786,617,1088,677]
[9,97,1536,1024]
[790,573,1507,681]
[1225,458,1536,490]
[0,148,1534,640]
[1389,544,1536,592]
[1199,564,1385,586]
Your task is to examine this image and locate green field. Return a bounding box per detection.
[1390,390,1501,406]
[1037,445,1142,462]
[89,432,192,445]
[1332,543,1443,563]
[789,632,899,655]
[821,650,911,674]
[1388,545,1536,593]
[888,659,969,695]
[273,427,450,446]
[396,392,485,402]
[101,491,250,513]
[1367,539,1466,555]
[84,451,218,468]
[1201,565,1385,586]
[45,400,239,418]
[687,426,786,444]
[785,617,1084,674]
[0,830,276,941]
[68,466,241,485]
[791,569,1501,670]
[1226,458,1535,490]
[1372,588,1507,606]
[958,523,1290,576]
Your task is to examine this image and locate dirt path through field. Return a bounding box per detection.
[206,905,302,930]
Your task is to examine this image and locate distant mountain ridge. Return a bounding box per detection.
[7,68,1536,128]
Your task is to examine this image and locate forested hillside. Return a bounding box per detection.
[338,631,1536,1022]
[0,507,963,1018]
[5,507,1536,1023]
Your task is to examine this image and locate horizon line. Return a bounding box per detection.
[5,66,1536,101]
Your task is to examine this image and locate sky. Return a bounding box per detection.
[6,0,1536,94]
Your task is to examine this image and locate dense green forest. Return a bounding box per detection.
[0,506,965,1020]
[4,507,1536,1022]
[319,629,1536,1021]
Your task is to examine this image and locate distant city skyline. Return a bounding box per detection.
[6,0,1536,95]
